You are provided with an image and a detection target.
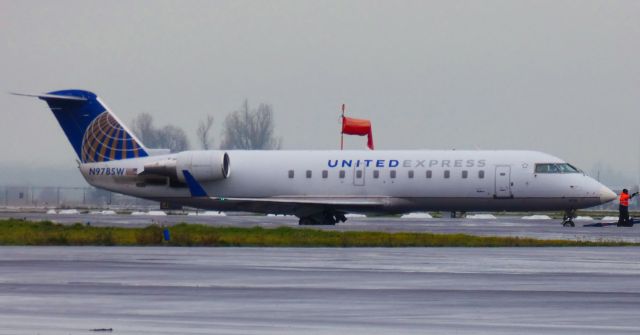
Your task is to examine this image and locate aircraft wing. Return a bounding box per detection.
[201,196,398,214]
[213,196,391,206]
[180,170,398,213]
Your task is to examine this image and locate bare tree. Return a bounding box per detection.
[196,115,215,150]
[130,113,190,152]
[157,125,190,152]
[130,113,157,146]
[220,99,282,150]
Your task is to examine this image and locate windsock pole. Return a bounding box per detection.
[340,104,345,150]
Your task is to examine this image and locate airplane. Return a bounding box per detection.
[14,89,617,227]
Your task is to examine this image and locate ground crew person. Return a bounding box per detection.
[618,189,639,226]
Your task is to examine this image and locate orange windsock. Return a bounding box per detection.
[342,116,374,150]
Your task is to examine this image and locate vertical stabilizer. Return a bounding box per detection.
[14,90,148,163]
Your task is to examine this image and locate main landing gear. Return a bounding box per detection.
[561,209,577,227]
[298,211,347,226]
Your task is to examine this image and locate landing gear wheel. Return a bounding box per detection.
[298,212,338,226]
[561,209,577,227]
[323,213,338,225]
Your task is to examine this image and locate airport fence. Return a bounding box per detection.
[0,186,158,210]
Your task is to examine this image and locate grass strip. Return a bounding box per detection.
[0,219,637,247]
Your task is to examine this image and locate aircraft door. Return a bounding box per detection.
[494,166,512,198]
[353,165,365,186]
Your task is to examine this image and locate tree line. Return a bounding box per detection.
[130,99,282,152]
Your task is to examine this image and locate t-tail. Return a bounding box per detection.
[13,90,148,163]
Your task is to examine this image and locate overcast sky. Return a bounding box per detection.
[1,0,639,186]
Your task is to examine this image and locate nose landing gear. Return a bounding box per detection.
[561,209,576,227]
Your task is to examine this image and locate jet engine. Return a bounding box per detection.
[143,151,230,183]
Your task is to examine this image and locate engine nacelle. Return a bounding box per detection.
[143,151,230,183]
[175,151,230,183]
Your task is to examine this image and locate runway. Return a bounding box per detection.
[1,211,639,242]
[0,247,639,334]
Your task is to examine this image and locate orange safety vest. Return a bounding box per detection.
[620,193,630,207]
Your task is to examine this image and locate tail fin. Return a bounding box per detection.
[14,90,148,163]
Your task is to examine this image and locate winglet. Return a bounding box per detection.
[182,170,208,197]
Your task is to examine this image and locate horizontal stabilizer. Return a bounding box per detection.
[11,92,87,101]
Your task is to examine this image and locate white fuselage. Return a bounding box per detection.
[80,149,615,215]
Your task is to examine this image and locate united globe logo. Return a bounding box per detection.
[81,112,144,163]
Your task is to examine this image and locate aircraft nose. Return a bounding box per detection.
[599,186,617,204]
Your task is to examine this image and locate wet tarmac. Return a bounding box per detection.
[1,211,639,242]
[0,247,639,334]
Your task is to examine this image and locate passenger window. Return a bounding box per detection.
[339,170,345,178]
[390,170,396,179]
[426,170,432,179]
[322,170,328,179]
[288,170,294,178]
[356,170,363,178]
[462,170,468,179]
[478,170,485,179]
[373,170,379,179]
[408,170,414,178]
[444,170,450,179]
[306,170,312,178]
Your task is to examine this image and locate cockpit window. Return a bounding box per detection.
[535,163,580,174]
[535,164,558,173]
[557,163,580,173]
